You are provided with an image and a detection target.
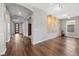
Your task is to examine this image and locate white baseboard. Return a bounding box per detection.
[32,35,58,45]
[32,38,49,45]
[0,48,6,56]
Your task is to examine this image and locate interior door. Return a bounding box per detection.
[28,23,31,36]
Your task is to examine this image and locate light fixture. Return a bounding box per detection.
[54,3,63,11]
[58,3,63,8]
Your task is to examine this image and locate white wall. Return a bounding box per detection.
[19,23,23,33]
[31,8,60,44]
[23,21,26,36]
[0,3,6,55]
[32,8,47,44]
[11,22,15,35]
[25,21,28,36]
[5,6,11,42]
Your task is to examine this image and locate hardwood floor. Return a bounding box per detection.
[4,34,79,56]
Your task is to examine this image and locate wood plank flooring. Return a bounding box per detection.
[4,34,79,56]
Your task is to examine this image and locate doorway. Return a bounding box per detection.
[15,23,19,34]
[28,23,31,36]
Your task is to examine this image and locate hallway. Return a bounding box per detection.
[1,3,79,56]
[4,35,79,56]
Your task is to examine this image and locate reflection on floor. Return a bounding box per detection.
[4,35,79,56]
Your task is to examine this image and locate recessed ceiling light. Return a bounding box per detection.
[18,11,22,15]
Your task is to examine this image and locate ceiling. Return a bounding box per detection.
[28,3,57,10]
[6,3,79,19]
[5,3,33,23]
[28,3,79,19]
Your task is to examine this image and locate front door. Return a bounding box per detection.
[15,23,19,33]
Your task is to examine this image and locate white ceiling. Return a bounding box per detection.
[5,3,33,23]
[28,3,79,19]
[28,3,56,10]
[6,3,79,19]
